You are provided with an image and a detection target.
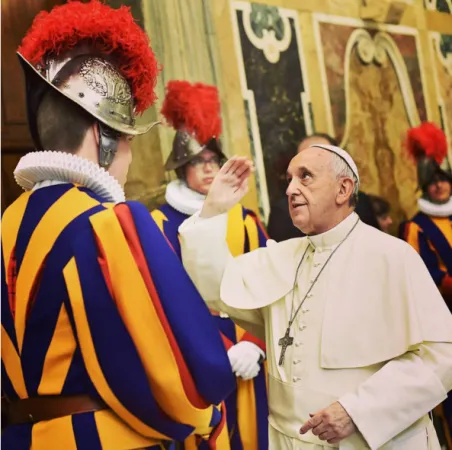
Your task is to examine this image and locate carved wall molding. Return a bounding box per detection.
[231,1,314,220]
[241,3,292,64]
[424,0,452,12]
[340,29,421,147]
[429,31,452,163]
[359,0,410,24]
[431,32,452,75]
[312,13,431,140]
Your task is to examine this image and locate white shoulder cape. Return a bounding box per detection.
[220,222,452,368]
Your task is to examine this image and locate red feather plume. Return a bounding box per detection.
[160,80,222,145]
[405,122,448,164]
[18,0,161,113]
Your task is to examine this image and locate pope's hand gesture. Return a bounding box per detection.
[200,156,254,219]
[300,402,356,444]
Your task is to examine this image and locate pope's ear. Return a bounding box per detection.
[336,177,354,206]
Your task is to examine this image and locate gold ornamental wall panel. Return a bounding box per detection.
[426,0,452,164]
[313,14,429,223]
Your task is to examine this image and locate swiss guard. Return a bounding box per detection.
[399,121,452,449]
[151,80,269,450]
[1,1,235,449]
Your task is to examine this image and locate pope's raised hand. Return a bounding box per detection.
[200,156,254,218]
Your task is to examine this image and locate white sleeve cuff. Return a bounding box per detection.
[178,211,228,233]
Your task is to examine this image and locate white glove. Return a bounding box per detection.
[227,341,265,381]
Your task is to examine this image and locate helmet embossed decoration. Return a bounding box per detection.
[18,0,162,151]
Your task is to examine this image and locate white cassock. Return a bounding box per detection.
[179,211,452,450]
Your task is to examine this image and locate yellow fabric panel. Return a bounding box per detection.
[236,378,257,450]
[31,415,77,450]
[1,191,32,272]
[214,423,231,450]
[38,304,77,395]
[89,209,214,428]
[264,361,269,392]
[150,209,168,234]
[15,187,100,352]
[1,326,28,398]
[433,217,452,245]
[94,409,161,449]
[63,258,169,440]
[183,435,198,450]
[432,217,452,273]
[406,218,451,273]
[226,204,245,257]
[235,325,246,341]
[405,222,421,253]
[244,214,260,251]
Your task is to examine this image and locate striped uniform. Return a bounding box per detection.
[399,212,452,449]
[2,184,235,450]
[151,203,269,450]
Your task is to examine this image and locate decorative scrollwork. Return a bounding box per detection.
[341,29,421,147]
[80,58,132,105]
[440,34,452,58]
[241,3,291,64]
[356,32,387,65]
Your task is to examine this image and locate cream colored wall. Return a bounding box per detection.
[125,0,259,211]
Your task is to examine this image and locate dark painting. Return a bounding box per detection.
[236,4,309,203]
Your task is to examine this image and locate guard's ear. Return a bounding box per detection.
[92,122,100,146]
[336,177,354,206]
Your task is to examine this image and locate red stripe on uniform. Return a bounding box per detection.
[240,331,266,353]
[114,204,208,409]
[206,402,228,450]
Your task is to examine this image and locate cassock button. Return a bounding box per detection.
[298,323,306,331]
[293,359,301,365]
[292,376,301,382]
[314,262,321,267]
[302,308,309,313]
[307,293,313,298]
[295,342,302,347]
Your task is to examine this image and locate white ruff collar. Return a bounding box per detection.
[165,179,205,216]
[14,151,125,204]
[418,197,452,217]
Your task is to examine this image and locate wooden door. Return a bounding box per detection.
[1,0,66,212]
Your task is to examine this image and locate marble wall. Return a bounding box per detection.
[428,0,452,165]
[2,0,451,221]
[316,19,428,223]
[219,0,452,230]
[233,3,312,218]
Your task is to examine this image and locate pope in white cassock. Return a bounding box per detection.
[179,144,452,450]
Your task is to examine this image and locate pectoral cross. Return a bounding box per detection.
[278,327,293,366]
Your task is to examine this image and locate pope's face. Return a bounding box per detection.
[286,148,349,235]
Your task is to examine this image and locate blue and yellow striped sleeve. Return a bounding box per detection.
[243,208,269,252]
[400,220,447,287]
[63,201,235,445]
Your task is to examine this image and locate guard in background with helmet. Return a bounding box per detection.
[399,122,452,450]
[151,80,269,450]
[1,2,235,448]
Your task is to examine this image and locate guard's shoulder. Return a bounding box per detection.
[88,199,151,224]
